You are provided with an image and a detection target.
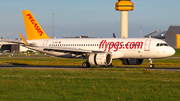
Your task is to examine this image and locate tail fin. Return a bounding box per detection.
[22,10,51,40]
[113,33,116,38]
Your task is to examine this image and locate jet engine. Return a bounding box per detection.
[121,59,144,65]
[89,53,112,66]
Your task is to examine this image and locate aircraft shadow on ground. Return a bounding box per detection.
[2,62,84,68]
[1,63,180,70]
[9,62,28,66]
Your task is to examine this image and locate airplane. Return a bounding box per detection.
[19,10,175,68]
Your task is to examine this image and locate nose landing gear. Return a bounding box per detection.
[149,58,155,68]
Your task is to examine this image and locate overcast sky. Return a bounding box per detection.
[0,0,180,39]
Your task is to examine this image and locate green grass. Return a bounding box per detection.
[0,54,180,68]
[172,49,180,57]
[0,68,180,101]
[0,54,180,100]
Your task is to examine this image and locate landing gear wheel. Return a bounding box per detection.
[149,64,155,68]
[107,63,113,67]
[82,62,90,68]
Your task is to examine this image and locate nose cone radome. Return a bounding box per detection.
[169,47,175,56]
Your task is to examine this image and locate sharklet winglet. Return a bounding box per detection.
[19,33,28,45]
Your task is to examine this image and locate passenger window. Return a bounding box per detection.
[156,43,159,46]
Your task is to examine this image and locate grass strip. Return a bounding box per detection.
[0,56,180,68]
[0,68,179,101]
[172,49,180,57]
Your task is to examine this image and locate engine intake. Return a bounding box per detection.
[121,59,143,65]
[89,53,112,66]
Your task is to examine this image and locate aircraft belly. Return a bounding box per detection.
[112,51,124,59]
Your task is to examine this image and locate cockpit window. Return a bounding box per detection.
[163,43,168,46]
[156,43,168,47]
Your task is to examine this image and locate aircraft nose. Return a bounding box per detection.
[169,47,175,56]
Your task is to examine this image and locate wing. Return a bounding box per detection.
[23,45,104,55]
[43,47,105,55]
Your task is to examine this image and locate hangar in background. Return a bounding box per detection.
[144,26,180,49]
[144,31,167,40]
[0,39,20,53]
[0,39,30,53]
[165,26,180,49]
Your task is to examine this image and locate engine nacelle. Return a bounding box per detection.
[121,59,144,65]
[89,53,112,66]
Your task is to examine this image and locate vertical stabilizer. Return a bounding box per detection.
[22,10,51,40]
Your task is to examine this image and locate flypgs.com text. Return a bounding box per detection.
[99,40,143,52]
[27,13,44,36]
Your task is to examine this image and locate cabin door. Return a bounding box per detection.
[43,40,48,47]
[144,40,151,51]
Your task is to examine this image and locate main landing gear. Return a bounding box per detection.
[82,60,91,68]
[149,58,155,68]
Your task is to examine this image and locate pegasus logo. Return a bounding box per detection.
[27,13,44,36]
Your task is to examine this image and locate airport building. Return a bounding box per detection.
[144,31,167,40]
[165,26,180,48]
[0,40,19,53]
[0,39,30,53]
[144,26,180,48]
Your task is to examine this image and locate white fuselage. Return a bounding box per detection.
[27,38,175,59]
